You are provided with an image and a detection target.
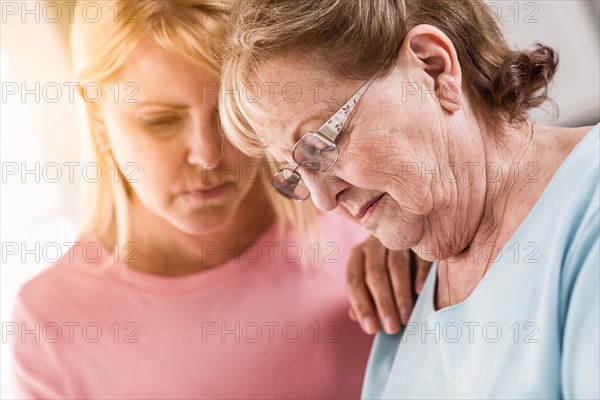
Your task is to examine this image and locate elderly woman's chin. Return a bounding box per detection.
[368,216,459,262]
[372,229,410,252]
[367,217,421,253]
[354,197,427,253]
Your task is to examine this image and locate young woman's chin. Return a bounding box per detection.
[167,205,240,236]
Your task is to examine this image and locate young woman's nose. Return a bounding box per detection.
[186,119,223,169]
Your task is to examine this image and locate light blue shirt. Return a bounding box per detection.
[362,124,600,399]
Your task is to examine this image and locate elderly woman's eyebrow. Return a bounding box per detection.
[284,114,332,145]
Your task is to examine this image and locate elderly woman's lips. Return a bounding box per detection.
[356,193,386,220]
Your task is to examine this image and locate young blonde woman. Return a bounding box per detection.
[8,1,429,399]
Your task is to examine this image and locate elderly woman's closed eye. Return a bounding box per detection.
[219,0,600,399]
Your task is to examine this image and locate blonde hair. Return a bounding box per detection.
[72,0,319,246]
[220,0,558,154]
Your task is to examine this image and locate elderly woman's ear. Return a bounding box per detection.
[399,24,463,112]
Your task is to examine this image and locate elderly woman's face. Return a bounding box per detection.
[251,50,467,253]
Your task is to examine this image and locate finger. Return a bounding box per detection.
[348,307,357,321]
[414,253,433,295]
[346,247,379,335]
[387,249,414,325]
[363,241,400,335]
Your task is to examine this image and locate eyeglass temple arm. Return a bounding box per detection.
[317,76,377,143]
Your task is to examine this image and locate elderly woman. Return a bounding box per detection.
[219,0,599,398]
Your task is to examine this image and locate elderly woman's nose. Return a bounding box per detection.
[303,171,349,211]
[186,121,223,167]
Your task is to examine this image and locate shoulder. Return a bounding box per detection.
[553,125,599,328]
[12,233,113,323]
[556,123,599,186]
[316,212,370,246]
[277,211,369,260]
[557,165,599,397]
[559,187,599,310]
[535,124,599,243]
[557,124,599,261]
[7,233,109,400]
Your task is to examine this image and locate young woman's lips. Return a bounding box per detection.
[356,193,386,222]
[184,183,230,200]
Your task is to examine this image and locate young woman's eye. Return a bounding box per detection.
[139,116,181,130]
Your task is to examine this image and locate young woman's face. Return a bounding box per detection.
[99,40,262,235]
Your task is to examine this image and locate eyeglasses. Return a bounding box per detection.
[271,75,376,201]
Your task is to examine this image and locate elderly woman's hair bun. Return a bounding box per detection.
[492,43,559,123]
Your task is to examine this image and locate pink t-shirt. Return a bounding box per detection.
[9,213,372,399]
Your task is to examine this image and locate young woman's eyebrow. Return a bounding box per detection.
[133,101,189,109]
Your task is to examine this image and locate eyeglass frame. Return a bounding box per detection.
[271,74,378,201]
